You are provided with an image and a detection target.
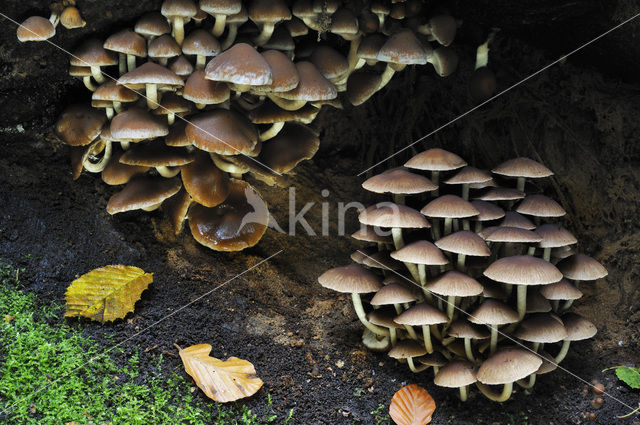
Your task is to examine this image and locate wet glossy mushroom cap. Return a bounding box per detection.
[317,263,382,293]
[183,70,230,104]
[310,46,349,81]
[188,179,268,251]
[434,360,477,388]
[161,0,198,20]
[205,43,273,86]
[117,61,184,90]
[425,270,483,297]
[394,303,448,326]
[17,16,55,42]
[476,187,525,202]
[500,211,535,230]
[352,226,393,244]
[330,8,358,39]
[371,283,417,306]
[558,254,608,281]
[359,204,430,229]
[104,29,147,58]
[516,195,566,217]
[248,102,318,125]
[169,55,195,77]
[69,66,93,78]
[483,226,542,244]
[493,157,553,179]
[259,122,319,173]
[388,340,427,359]
[278,61,337,101]
[56,105,107,146]
[477,348,543,385]
[180,151,229,207]
[92,81,139,103]
[358,10,379,34]
[436,231,491,257]
[257,50,300,92]
[162,187,192,234]
[346,71,381,106]
[148,34,182,61]
[135,12,171,38]
[361,251,403,271]
[377,29,431,66]
[484,255,562,286]
[514,313,567,343]
[186,109,258,155]
[362,168,438,195]
[535,224,577,248]
[200,0,242,15]
[165,121,190,147]
[110,108,169,141]
[421,195,479,219]
[471,200,505,222]
[444,166,492,185]
[390,240,448,265]
[153,92,193,117]
[562,313,597,341]
[539,278,582,301]
[357,33,387,63]
[249,0,291,25]
[182,29,221,57]
[119,141,195,167]
[468,299,518,326]
[70,39,118,68]
[447,320,490,339]
[427,14,457,46]
[101,150,150,185]
[429,46,458,77]
[106,175,182,214]
[405,148,466,171]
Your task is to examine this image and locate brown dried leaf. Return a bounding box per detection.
[389,384,436,425]
[176,344,263,403]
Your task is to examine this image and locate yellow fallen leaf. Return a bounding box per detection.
[389,384,436,425]
[64,265,153,322]
[176,343,263,403]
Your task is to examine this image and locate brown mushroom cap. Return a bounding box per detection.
[390,240,448,265]
[17,16,55,42]
[117,61,184,89]
[427,14,457,46]
[368,310,404,329]
[135,12,171,38]
[183,70,230,104]
[562,312,597,341]
[468,299,518,326]
[377,29,431,65]
[278,61,337,101]
[516,194,566,217]
[394,303,448,326]
[200,0,242,15]
[500,211,536,230]
[444,166,492,185]
[110,108,169,141]
[558,254,608,281]
[514,313,568,343]
[492,157,553,179]
[153,92,193,117]
[161,0,198,19]
[119,141,195,167]
[436,230,491,257]
[434,360,477,388]
[484,255,562,286]
[104,29,147,57]
[180,151,229,207]
[162,187,192,235]
[148,34,182,60]
[483,226,542,244]
[188,179,268,251]
[258,50,300,92]
[92,81,139,103]
[317,263,382,294]
[425,271,483,297]
[165,121,190,147]
[357,33,387,62]
[56,105,107,146]
[447,320,490,339]
[346,71,381,106]
[350,247,377,265]
[186,109,258,155]
[371,283,417,305]
[359,204,430,229]
[477,348,543,385]
[248,101,318,125]
[362,168,438,195]
[106,175,182,214]
[101,150,149,185]
[182,29,221,57]
[169,55,195,77]
[258,122,319,174]
[310,46,349,81]
[352,226,393,244]
[205,43,273,86]
[388,340,427,359]
[361,251,403,271]
[539,278,582,301]
[330,8,359,38]
[248,0,291,24]
[70,39,118,67]
[421,195,479,219]
[471,200,505,222]
[476,187,526,202]
[535,224,577,248]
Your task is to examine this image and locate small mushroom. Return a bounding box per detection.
[70,39,118,84]
[17,16,56,43]
[117,62,184,109]
[405,148,466,196]
[434,360,477,401]
[394,303,448,353]
[476,348,542,402]
[107,175,182,213]
[468,299,518,355]
[104,29,148,75]
[161,0,198,45]
[60,6,86,30]
[554,313,597,363]
[200,0,242,37]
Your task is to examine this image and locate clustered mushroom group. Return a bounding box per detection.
[17,1,85,42]
[318,149,607,401]
[20,0,462,252]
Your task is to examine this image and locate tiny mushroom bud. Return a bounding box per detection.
[60,6,85,29]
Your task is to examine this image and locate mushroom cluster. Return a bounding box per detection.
[48,0,460,251]
[17,1,85,42]
[318,149,607,401]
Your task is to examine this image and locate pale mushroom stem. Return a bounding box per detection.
[142,202,162,211]
[346,36,362,73]
[517,374,537,389]
[422,325,433,353]
[113,101,123,113]
[172,18,185,45]
[49,12,60,27]
[457,254,466,272]
[266,94,306,111]
[105,107,114,120]
[120,141,130,150]
[462,219,471,231]
[254,23,276,46]
[517,285,527,321]
[221,24,239,49]
[475,221,483,233]
[82,76,97,91]
[551,299,560,312]
[393,194,405,204]
[127,54,137,71]
[83,141,112,173]
[146,83,159,109]
[464,337,475,363]
[554,340,571,363]
[543,248,552,262]
[90,66,105,83]
[376,64,397,91]
[389,328,397,346]
[391,227,404,250]
[431,218,441,240]
[490,325,498,354]
[431,171,440,196]
[453,219,459,232]
[431,325,442,340]
[528,246,536,256]
[158,57,169,66]
[443,217,453,235]
[212,14,227,37]
[196,55,206,70]
[446,295,457,320]
[351,293,389,337]
[459,386,469,402]
[516,177,526,192]
[117,53,127,75]
[462,183,470,201]
[167,112,175,125]
[156,166,180,178]
[560,299,574,312]
[476,382,513,402]
[406,357,429,373]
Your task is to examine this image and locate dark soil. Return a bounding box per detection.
[1,1,640,424]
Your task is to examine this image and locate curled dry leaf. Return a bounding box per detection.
[176,343,263,403]
[389,384,436,425]
[64,265,153,323]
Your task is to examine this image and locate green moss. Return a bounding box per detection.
[0,262,293,425]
